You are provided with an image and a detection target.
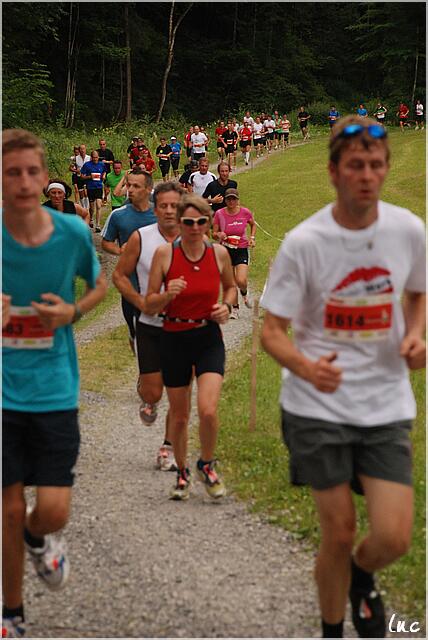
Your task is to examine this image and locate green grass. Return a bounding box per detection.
[215,129,426,622]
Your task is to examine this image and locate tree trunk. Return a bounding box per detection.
[116,61,124,121]
[155,2,193,123]
[101,56,105,111]
[252,4,257,49]
[232,2,238,48]
[125,4,132,122]
[411,26,419,105]
[64,2,79,128]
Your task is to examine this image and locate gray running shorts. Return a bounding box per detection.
[280,409,413,491]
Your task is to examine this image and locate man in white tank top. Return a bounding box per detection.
[112,182,183,471]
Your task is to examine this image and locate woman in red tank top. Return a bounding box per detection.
[145,194,235,501]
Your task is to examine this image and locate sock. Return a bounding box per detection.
[24,527,45,549]
[351,557,374,590]
[322,619,343,638]
[197,458,212,470]
[3,605,24,621]
[163,439,172,447]
[233,304,239,310]
[83,197,90,209]
[245,151,250,163]
[240,289,247,297]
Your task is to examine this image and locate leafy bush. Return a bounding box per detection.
[3,62,54,128]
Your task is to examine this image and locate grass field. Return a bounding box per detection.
[215,128,426,623]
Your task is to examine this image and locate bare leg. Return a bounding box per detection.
[197,372,223,461]
[2,483,26,609]
[312,483,356,623]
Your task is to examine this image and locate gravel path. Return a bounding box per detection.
[21,148,364,639]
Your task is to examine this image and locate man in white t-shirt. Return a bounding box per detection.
[188,158,216,196]
[190,125,208,162]
[415,99,424,130]
[263,114,276,153]
[260,115,426,639]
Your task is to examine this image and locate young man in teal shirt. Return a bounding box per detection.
[2,128,107,638]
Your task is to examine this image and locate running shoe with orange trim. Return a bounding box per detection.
[196,459,226,499]
[2,616,26,638]
[170,468,192,500]
[349,585,386,637]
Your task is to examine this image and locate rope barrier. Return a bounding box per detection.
[254,219,287,243]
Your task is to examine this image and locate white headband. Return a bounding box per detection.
[47,182,66,194]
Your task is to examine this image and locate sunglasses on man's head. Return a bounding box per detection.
[181,216,209,227]
[339,124,387,139]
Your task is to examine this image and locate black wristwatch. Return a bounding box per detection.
[224,302,232,314]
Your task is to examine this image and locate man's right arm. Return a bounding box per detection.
[112,231,144,310]
[101,213,122,255]
[261,311,342,393]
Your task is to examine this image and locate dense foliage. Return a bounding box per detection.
[2,2,426,129]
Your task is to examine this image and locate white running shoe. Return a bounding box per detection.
[2,617,26,638]
[139,402,158,426]
[157,444,177,472]
[26,534,69,591]
[229,308,239,320]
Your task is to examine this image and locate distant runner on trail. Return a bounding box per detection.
[397,102,410,132]
[169,136,182,178]
[43,179,90,224]
[212,188,256,319]
[261,115,426,639]
[190,125,208,162]
[297,106,311,140]
[80,150,106,232]
[101,168,157,354]
[187,158,216,196]
[2,128,107,639]
[202,161,237,213]
[145,194,235,501]
[215,121,227,161]
[112,182,183,467]
[104,160,127,211]
[373,102,387,125]
[328,105,340,128]
[156,137,173,182]
[414,99,424,130]
[357,103,368,118]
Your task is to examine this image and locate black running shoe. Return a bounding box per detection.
[349,585,386,637]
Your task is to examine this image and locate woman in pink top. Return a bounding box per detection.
[212,188,256,318]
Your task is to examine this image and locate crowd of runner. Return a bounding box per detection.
[2,104,425,639]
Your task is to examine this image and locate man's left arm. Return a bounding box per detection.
[400,290,426,369]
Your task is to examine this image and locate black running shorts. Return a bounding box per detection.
[160,322,225,387]
[136,321,163,374]
[171,157,180,171]
[87,188,103,202]
[159,161,170,177]
[226,247,249,267]
[280,409,413,491]
[3,409,80,488]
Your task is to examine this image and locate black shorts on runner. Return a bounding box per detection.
[3,409,80,488]
[253,138,262,147]
[136,321,162,374]
[121,296,138,340]
[226,246,249,267]
[225,144,235,155]
[75,176,86,191]
[260,137,267,146]
[171,157,180,171]
[159,161,170,177]
[415,115,424,123]
[280,409,413,491]
[217,142,225,150]
[299,122,307,130]
[284,133,289,141]
[240,140,250,149]
[88,188,103,202]
[160,322,225,387]
[193,152,205,162]
[266,132,275,140]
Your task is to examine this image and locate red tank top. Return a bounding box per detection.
[163,241,220,332]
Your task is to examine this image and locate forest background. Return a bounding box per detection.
[2,1,426,131]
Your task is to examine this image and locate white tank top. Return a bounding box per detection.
[136,224,167,327]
